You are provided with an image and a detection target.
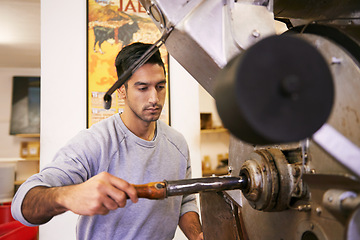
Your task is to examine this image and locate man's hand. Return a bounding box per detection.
[22,172,138,224]
[58,172,138,215]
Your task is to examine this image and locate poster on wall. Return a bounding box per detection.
[87,0,170,127]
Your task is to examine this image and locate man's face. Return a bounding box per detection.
[120,63,166,123]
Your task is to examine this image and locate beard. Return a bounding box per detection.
[129,102,163,123]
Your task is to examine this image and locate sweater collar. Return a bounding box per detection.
[115,114,159,147]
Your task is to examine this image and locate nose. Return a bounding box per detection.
[148,87,159,105]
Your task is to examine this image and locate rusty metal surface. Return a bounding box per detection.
[200,192,247,240]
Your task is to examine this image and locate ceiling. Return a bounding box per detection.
[0,0,40,68]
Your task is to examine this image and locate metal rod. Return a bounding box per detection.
[165,176,248,197]
[129,176,248,200]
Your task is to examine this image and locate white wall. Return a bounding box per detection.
[41,1,201,239]
[170,56,201,240]
[170,56,201,178]
[0,68,40,158]
[40,0,87,239]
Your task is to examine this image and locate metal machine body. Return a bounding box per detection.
[231,30,360,239]
[137,0,360,239]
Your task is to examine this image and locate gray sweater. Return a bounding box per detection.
[12,114,198,240]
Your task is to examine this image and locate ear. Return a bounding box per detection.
[117,85,126,99]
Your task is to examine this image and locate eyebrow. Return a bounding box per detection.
[133,79,167,86]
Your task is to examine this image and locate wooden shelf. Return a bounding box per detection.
[19,157,39,161]
[0,157,39,163]
[15,134,40,138]
[202,168,229,176]
[201,128,228,134]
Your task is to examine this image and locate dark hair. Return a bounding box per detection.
[115,42,165,81]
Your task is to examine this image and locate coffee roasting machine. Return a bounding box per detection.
[106,1,360,239]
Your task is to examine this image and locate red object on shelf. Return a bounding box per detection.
[0,203,15,225]
[0,221,38,240]
[0,202,38,240]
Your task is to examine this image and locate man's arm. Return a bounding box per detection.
[21,172,138,225]
[179,211,203,240]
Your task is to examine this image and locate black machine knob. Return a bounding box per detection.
[214,35,334,144]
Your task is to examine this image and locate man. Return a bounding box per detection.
[12,42,203,240]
